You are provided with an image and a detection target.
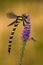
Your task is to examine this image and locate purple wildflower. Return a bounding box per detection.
[18,14,31,65]
[22,15,31,41]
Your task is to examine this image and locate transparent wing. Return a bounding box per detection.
[8,20,17,26]
[7,12,17,19]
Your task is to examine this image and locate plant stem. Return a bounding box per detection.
[18,40,27,65]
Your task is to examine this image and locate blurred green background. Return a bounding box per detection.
[0,0,43,65]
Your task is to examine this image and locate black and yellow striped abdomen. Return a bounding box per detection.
[8,23,19,54]
[8,20,22,54]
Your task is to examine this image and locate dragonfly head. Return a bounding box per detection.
[22,13,29,18]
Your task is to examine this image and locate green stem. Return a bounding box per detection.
[18,40,27,65]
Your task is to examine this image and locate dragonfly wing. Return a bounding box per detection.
[8,20,17,26]
[7,12,17,19]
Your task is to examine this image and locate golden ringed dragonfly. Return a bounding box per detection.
[7,12,27,54]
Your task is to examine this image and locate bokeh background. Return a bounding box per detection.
[0,0,43,65]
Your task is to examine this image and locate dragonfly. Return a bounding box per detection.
[7,12,27,54]
[7,12,36,54]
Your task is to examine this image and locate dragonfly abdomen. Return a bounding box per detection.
[8,22,20,54]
